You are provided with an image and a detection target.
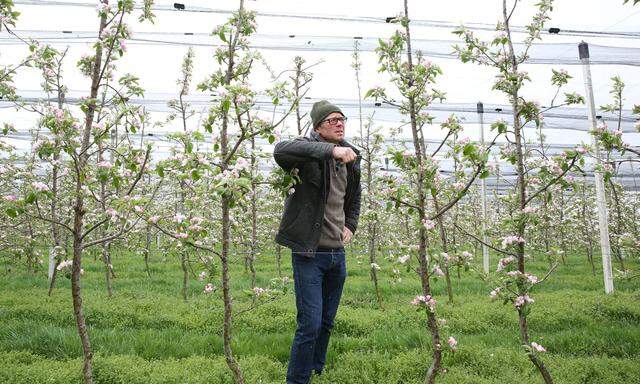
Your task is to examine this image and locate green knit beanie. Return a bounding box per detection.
[310,100,344,129]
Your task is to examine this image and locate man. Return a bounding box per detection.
[273,100,361,384]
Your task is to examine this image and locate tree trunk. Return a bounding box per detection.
[432,192,454,304]
[608,180,626,270]
[402,1,442,381]
[275,243,282,278]
[181,250,188,302]
[144,224,152,277]
[221,196,244,384]
[368,221,383,310]
[101,243,113,297]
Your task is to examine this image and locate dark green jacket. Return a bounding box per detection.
[273,131,361,256]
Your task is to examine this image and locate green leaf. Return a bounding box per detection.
[25,192,37,204]
[156,166,165,178]
[6,208,17,218]
[222,98,231,114]
[218,28,228,43]
[462,143,475,156]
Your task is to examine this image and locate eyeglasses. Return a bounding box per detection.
[321,116,347,126]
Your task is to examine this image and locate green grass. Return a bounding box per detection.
[0,249,638,383]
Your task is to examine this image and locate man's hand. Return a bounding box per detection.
[332,147,357,163]
[342,227,353,244]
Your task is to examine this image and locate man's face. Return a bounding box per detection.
[315,112,345,144]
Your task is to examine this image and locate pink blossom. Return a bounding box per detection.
[100,28,114,40]
[489,287,501,299]
[501,235,525,248]
[461,251,473,259]
[531,342,546,353]
[576,146,587,154]
[175,232,189,239]
[458,137,470,145]
[522,206,536,214]
[215,85,228,98]
[204,283,215,293]
[198,271,207,281]
[397,254,410,264]
[56,260,73,270]
[173,213,187,223]
[149,216,160,224]
[453,181,465,190]
[253,287,267,296]
[134,206,144,213]
[432,265,445,277]
[506,270,521,277]
[52,108,64,121]
[448,336,458,350]
[514,294,534,308]
[288,187,295,195]
[3,195,17,202]
[97,3,111,14]
[496,256,515,272]
[422,219,436,230]
[411,294,436,311]
[526,274,539,284]
[32,181,49,192]
[119,40,127,52]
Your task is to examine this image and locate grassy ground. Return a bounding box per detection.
[0,247,638,384]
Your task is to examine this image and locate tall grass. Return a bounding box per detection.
[0,249,638,383]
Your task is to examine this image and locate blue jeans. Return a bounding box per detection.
[286,247,347,384]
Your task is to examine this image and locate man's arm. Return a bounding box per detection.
[273,138,335,171]
[344,180,361,234]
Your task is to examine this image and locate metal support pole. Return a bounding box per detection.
[48,248,56,280]
[478,102,490,273]
[579,42,614,294]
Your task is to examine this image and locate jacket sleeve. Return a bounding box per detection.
[344,179,361,234]
[273,138,336,171]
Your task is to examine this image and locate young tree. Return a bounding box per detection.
[195,1,300,380]
[3,2,157,382]
[368,1,495,380]
[454,1,587,382]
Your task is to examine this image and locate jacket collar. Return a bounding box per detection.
[309,130,360,155]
